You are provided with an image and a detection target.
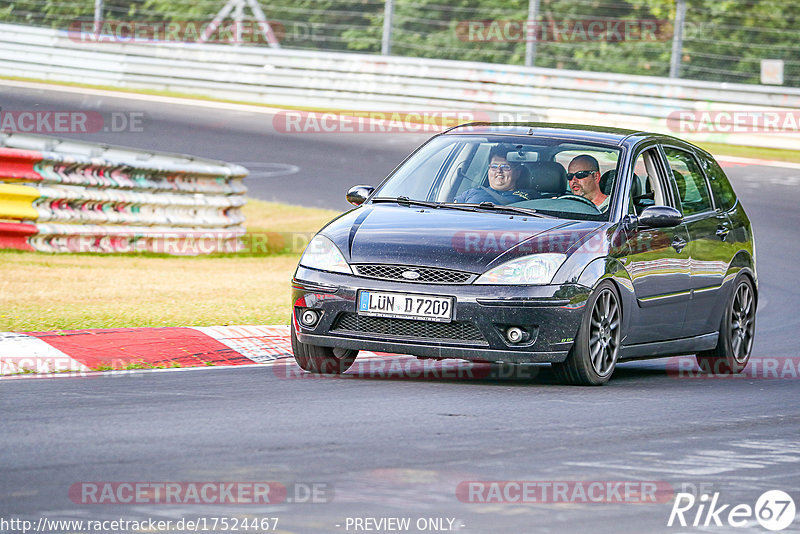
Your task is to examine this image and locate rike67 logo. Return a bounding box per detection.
[668,490,796,531]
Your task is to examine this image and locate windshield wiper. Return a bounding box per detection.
[371,196,438,208]
[456,202,549,218]
[370,197,545,216]
[371,197,478,212]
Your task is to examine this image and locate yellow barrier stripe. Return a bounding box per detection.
[0,184,40,221]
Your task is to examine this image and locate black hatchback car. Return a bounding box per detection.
[290,124,756,385]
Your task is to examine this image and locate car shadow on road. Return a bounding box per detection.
[274,356,677,387]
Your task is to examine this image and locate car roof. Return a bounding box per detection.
[443,122,674,148]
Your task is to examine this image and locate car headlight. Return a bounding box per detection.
[298,235,352,275]
[474,253,567,285]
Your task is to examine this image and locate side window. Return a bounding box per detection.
[390,141,451,200]
[628,149,663,216]
[464,144,492,179]
[379,138,455,200]
[663,147,713,216]
[698,152,737,211]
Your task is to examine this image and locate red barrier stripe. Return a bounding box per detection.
[0,221,37,251]
[26,328,255,370]
[0,148,44,181]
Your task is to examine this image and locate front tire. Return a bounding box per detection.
[696,275,756,374]
[291,326,358,375]
[551,281,622,386]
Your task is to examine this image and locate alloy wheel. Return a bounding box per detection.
[589,288,621,376]
[729,281,755,364]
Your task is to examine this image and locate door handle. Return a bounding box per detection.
[716,225,730,241]
[672,236,687,253]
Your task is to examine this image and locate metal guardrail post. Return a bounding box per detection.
[670,0,687,78]
[233,0,244,46]
[93,0,102,38]
[381,0,394,56]
[524,0,540,68]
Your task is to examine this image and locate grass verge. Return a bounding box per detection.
[696,141,800,164]
[0,199,341,332]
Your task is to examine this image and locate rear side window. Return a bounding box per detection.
[663,147,713,216]
[697,152,737,211]
[627,150,663,216]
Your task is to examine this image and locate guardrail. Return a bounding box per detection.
[2,23,800,150]
[0,131,247,254]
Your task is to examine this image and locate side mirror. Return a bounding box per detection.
[346,185,375,207]
[637,206,683,228]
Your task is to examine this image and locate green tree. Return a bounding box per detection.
[1,0,798,86]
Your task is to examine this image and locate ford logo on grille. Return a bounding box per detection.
[401,270,421,280]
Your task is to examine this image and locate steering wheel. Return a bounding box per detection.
[556,194,600,210]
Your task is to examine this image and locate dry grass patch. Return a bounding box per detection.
[242,198,340,233]
[0,199,343,331]
[0,253,297,330]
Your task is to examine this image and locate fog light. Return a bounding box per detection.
[300,309,320,327]
[506,326,524,343]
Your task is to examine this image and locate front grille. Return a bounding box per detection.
[333,313,487,344]
[353,264,473,284]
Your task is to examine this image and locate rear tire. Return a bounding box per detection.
[291,326,358,375]
[551,280,622,386]
[696,275,755,375]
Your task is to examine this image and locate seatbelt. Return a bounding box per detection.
[480,186,508,204]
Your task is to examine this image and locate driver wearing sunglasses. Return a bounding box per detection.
[454,145,531,204]
[567,155,609,211]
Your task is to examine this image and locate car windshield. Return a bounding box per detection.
[372,135,622,221]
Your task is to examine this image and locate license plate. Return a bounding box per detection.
[357,290,454,323]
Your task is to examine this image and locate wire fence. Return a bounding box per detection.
[3,0,799,87]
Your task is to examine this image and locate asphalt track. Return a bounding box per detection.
[1,82,800,534]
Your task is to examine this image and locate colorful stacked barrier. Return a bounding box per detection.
[0,132,247,254]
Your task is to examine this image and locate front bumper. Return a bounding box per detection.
[291,266,591,364]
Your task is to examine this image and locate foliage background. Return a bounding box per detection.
[2,0,798,86]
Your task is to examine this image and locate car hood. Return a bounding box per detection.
[320,205,605,274]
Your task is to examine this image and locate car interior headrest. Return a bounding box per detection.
[599,170,616,196]
[527,161,567,196]
[672,169,687,200]
[630,174,642,199]
[513,164,533,190]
